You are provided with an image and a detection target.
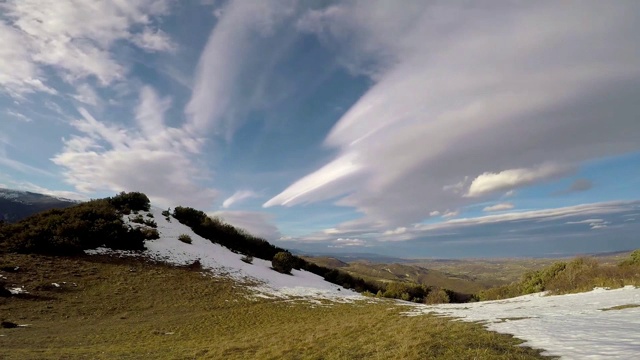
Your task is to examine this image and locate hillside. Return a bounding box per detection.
[0,188,77,223]
[0,193,552,359]
[2,192,639,359]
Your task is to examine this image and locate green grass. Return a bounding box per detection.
[1,253,554,359]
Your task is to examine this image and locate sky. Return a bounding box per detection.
[1,0,639,258]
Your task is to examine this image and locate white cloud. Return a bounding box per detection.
[5,109,31,122]
[328,238,367,248]
[267,1,640,233]
[442,210,459,219]
[222,190,258,208]
[208,210,281,240]
[131,27,175,52]
[263,153,364,207]
[298,200,639,244]
[186,0,300,138]
[72,83,100,106]
[0,0,172,96]
[483,202,515,212]
[466,164,572,197]
[566,218,610,230]
[52,86,217,209]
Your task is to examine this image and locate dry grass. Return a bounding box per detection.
[0,253,553,359]
[600,304,640,311]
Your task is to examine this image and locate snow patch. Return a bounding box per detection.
[86,207,363,303]
[8,286,27,295]
[404,286,640,359]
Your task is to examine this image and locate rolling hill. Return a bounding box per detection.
[0,188,77,223]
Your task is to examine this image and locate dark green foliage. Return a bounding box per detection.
[161,209,171,218]
[143,219,157,228]
[272,252,294,274]
[108,192,150,212]
[178,234,192,244]
[0,198,147,255]
[146,213,154,218]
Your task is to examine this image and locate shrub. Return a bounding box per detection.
[241,255,253,264]
[272,251,294,274]
[0,198,146,255]
[131,215,145,224]
[161,209,171,218]
[109,191,150,212]
[178,234,192,244]
[143,219,157,228]
[425,288,451,304]
[140,228,160,240]
[146,213,154,218]
[620,249,640,267]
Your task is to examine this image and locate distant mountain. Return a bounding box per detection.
[290,249,410,264]
[0,188,79,223]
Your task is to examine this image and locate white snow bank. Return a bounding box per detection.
[86,207,362,302]
[404,286,640,359]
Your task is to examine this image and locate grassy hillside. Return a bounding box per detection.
[0,253,552,360]
[478,251,640,300]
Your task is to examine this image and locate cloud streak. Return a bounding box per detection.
[267,1,640,234]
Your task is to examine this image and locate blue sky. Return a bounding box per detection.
[1,0,640,258]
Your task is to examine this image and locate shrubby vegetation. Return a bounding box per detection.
[619,249,640,267]
[178,234,192,244]
[108,191,150,212]
[478,251,640,300]
[171,206,384,295]
[272,251,294,274]
[0,192,155,255]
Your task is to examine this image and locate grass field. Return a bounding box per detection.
[1,253,553,359]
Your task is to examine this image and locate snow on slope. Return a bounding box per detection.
[86,207,362,302]
[404,286,640,359]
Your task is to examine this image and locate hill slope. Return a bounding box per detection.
[0,188,77,223]
[89,207,359,300]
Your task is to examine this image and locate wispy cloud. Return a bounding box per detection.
[0,0,173,96]
[222,190,258,208]
[483,202,515,212]
[52,86,217,208]
[266,1,640,234]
